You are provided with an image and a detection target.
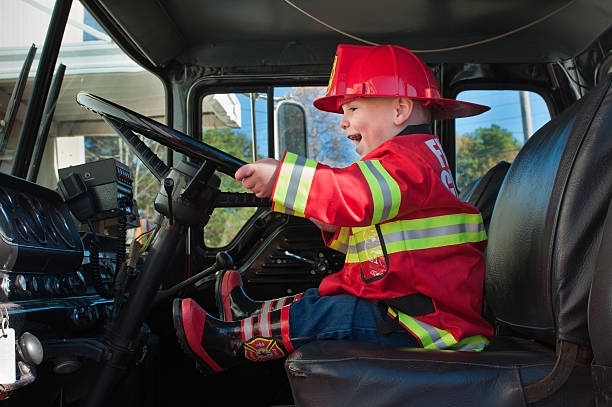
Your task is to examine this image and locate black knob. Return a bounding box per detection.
[216,251,235,269]
[163,177,175,224]
[28,276,39,295]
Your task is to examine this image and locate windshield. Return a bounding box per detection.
[1,1,165,225]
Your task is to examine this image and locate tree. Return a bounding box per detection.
[85,129,254,247]
[288,87,359,167]
[456,124,521,191]
[200,128,256,247]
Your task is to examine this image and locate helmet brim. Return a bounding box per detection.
[313,94,490,120]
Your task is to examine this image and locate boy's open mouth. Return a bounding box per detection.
[348,134,362,143]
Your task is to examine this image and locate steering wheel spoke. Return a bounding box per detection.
[76,92,246,177]
[103,117,170,181]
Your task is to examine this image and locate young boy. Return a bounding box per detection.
[173,44,494,374]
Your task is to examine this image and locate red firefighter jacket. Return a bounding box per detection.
[270,125,494,350]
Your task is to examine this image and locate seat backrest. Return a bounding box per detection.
[459,160,511,232]
[485,74,612,348]
[589,157,612,406]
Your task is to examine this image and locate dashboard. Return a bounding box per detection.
[0,161,135,398]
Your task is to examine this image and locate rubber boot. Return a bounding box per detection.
[173,297,295,374]
[215,269,303,321]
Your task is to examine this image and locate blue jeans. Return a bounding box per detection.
[288,288,420,348]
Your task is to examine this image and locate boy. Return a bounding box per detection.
[173,44,494,374]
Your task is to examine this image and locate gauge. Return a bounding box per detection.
[14,218,30,242]
[47,204,77,249]
[44,222,59,245]
[0,203,14,242]
[0,189,14,209]
[16,194,46,244]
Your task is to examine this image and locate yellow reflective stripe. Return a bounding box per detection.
[274,201,289,214]
[389,307,446,349]
[345,225,380,263]
[383,213,486,252]
[383,213,484,231]
[274,153,295,207]
[388,308,488,351]
[328,227,350,253]
[273,152,316,217]
[394,311,432,348]
[384,229,487,253]
[357,160,401,224]
[345,214,486,263]
[452,335,490,351]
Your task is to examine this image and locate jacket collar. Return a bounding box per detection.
[397,124,432,136]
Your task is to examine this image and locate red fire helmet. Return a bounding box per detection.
[313,44,490,120]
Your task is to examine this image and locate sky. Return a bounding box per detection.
[456,90,550,143]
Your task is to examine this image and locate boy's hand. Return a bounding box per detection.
[235,158,280,198]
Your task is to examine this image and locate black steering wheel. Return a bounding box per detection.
[74,94,252,407]
[76,91,246,180]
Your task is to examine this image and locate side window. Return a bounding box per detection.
[455,90,550,191]
[202,86,358,248]
[201,93,261,247]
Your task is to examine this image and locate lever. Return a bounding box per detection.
[163,177,174,224]
[153,251,235,305]
[214,251,235,270]
[284,250,328,273]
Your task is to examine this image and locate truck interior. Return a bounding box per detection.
[0,0,611,406]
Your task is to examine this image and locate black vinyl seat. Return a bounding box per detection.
[459,160,511,232]
[284,74,612,407]
[459,160,511,324]
[589,180,612,405]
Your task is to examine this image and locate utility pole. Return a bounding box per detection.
[519,91,533,143]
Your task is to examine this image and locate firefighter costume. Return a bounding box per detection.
[173,44,493,374]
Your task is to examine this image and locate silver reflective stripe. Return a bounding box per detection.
[330,227,350,253]
[387,222,484,242]
[352,233,378,254]
[362,160,395,221]
[261,300,273,314]
[454,342,487,351]
[242,317,254,340]
[393,308,489,351]
[283,155,310,216]
[411,318,447,348]
[259,312,272,337]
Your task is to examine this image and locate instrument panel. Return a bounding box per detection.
[0,171,114,336]
[0,172,83,279]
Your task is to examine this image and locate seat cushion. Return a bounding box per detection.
[285,339,593,407]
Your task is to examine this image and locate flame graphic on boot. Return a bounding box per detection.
[243,337,286,362]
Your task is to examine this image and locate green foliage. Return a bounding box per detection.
[201,128,256,247]
[456,124,521,191]
[84,129,255,247]
[201,128,252,181]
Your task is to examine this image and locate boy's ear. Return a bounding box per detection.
[394,97,414,125]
